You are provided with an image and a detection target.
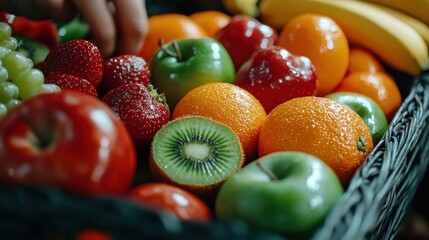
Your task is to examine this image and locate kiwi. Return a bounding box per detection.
[15,36,49,65]
[150,116,244,198]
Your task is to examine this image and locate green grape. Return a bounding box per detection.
[2,51,33,80]
[0,37,18,50]
[0,102,7,121]
[42,83,62,92]
[14,68,45,99]
[0,66,8,83]
[31,83,61,97]
[6,99,21,111]
[0,22,12,41]
[0,46,11,59]
[0,81,19,103]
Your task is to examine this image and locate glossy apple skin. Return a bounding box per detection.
[235,46,318,113]
[215,151,344,238]
[215,14,278,70]
[150,37,235,110]
[0,90,137,196]
[128,182,212,222]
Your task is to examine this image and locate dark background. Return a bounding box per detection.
[146,0,229,16]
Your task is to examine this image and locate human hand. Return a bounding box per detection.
[0,0,149,58]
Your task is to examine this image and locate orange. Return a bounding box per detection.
[334,71,402,121]
[347,46,385,74]
[278,13,349,96]
[138,13,208,62]
[258,96,374,185]
[189,10,232,37]
[172,82,267,163]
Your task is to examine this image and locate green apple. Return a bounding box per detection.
[215,151,344,238]
[149,37,236,111]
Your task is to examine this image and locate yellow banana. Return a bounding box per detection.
[358,0,429,27]
[361,2,429,49]
[222,0,259,17]
[259,0,429,76]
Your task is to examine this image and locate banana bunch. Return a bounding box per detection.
[222,0,259,17]
[360,0,429,26]
[258,0,429,77]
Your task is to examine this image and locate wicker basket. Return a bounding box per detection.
[314,70,429,240]
[2,2,429,239]
[1,72,428,240]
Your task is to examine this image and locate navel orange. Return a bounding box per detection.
[258,96,374,185]
[278,14,349,96]
[189,10,232,37]
[334,71,402,121]
[138,13,208,62]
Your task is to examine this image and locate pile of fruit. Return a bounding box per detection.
[1,0,429,239]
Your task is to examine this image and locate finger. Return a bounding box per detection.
[35,0,78,23]
[72,0,116,58]
[113,0,148,55]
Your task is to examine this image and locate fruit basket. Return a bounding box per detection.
[1,69,428,240]
[1,1,429,240]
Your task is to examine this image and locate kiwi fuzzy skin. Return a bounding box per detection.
[148,116,245,200]
[149,150,244,200]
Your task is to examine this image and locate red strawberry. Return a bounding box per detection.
[0,10,59,49]
[44,73,98,97]
[102,83,170,149]
[98,55,151,97]
[39,39,103,87]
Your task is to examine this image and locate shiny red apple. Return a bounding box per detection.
[235,46,318,113]
[215,14,278,70]
[127,182,212,222]
[0,90,137,196]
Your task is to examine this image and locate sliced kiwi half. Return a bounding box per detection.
[15,36,49,65]
[150,116,244,198]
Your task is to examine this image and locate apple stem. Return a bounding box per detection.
[256,161,279,181]
[158,38,183,61]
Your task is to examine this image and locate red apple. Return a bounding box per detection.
[215,14,278,70]
[127,182,212,222]
[235,46,318,113]
[0,90,137,196]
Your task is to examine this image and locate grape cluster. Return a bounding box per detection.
[0,22,60,121]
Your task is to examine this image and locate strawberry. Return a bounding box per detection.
[39,39,103,87]
[44,73,98,97]
[98,54,151,97]
[0,10,59,49]
[102,83,170,149]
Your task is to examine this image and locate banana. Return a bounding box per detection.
[222,0,259,17]
[358,0,429,27]
[259,0,429,77]
[362,2,429,49]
